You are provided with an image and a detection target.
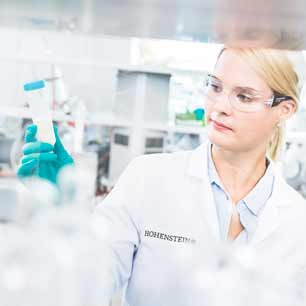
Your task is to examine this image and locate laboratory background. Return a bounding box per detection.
[1,1,306,306]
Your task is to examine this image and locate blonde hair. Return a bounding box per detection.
[218,48,300,161]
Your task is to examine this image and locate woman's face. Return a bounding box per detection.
[205,49,282,154]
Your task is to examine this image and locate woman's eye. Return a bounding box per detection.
[237,94,253,103]
[210,83,222,93]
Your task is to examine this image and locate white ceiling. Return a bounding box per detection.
[0,0,306,49]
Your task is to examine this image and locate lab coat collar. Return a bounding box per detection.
[186,141,292,245]
[186,141,209,180]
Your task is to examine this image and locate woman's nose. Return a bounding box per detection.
[212,92,233,115]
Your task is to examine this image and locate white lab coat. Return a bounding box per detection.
[94,141,306,306]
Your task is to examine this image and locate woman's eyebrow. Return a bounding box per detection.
[236,86,261,93]
[210,74,221,82]
[211,74,261,93]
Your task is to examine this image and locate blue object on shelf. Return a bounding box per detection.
[193,108,205,120]
[23,80,46,91]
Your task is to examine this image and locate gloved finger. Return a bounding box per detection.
[24,124,38,143]
[53,126,73,166]
[17,159,38,177]
[21,152,57,164]
[53,125,65,150]
[23,141,54,155]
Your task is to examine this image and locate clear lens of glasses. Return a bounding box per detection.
[204,76,269,113]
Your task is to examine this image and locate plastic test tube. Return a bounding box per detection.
[24,80,56,145]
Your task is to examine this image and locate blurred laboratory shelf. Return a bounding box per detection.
[0,106,133,128]
[89,112,133,127]
[119,64,207,77]
[0,106,71,122]
[0,105,209,136]
[144,122,207,135]
[0,54,208,77]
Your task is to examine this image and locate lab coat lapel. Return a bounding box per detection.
[251,197,280,246]
[186,142,220,240]
[251,168,289,246]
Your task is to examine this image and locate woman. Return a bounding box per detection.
[18,48,306,305]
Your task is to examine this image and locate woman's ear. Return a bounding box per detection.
[278,99,297,121]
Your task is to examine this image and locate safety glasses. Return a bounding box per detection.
[204,74,292,113]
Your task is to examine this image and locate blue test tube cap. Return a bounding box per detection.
[193,108,205,120]
[23,80,46,92]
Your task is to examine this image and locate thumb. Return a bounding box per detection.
[53,125,74,164]
[53,125,67,153]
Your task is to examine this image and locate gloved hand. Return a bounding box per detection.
[17,124,74,184]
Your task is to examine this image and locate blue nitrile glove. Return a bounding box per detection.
[17,124,74,184]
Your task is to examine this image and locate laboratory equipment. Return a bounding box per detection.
[23,80,55,145]
[175,108,205,126]
[51,66,69,107]
[0,180,21,222]
[108,127,165,184]
[0,137,14,168]
[164,133,200,153]
[282,135,306,198]
[115,70,170,123]
[59,151,98,208]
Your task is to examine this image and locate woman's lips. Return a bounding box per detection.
[211,119,232,132]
